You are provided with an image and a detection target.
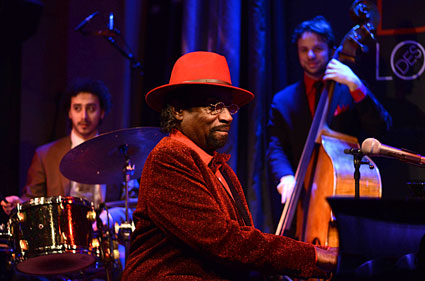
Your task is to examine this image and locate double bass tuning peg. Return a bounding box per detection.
[350,0,380,29]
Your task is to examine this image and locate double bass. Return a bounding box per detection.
[276,0,382,250]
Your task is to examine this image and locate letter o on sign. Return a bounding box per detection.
[390,40,425,80]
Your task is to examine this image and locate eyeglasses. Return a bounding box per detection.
[207,102,239,115]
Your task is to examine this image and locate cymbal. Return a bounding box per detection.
[60,127,166,184]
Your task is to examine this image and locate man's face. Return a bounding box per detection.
[175,95,233,154]
[297,31,330,79]
[68,92,104,140]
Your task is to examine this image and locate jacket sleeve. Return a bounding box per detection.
[267,99,295,186]
[21,150,47,200]
[330,84,392,140]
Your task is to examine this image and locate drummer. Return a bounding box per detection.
[1,78,137,227]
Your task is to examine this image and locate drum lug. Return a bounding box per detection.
[86,210,97,222]
[19,240,28,251]
[61,232,67,243]
[91,237,100,248]
[17,212,25,222]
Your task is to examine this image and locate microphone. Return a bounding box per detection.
[361,138,425,166]
[74,11,99,32]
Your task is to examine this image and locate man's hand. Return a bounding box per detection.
[315,246,338,272]
[324,59,363,92]
[277,175,295,204]
[1,195,23,215]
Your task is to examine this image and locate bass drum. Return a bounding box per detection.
[9,196,97,275]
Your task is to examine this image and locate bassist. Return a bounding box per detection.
[267,16,391,220]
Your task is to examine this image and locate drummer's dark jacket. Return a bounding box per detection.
[22,136,121,201]
[122,130,327,280]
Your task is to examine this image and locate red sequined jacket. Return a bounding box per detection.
[122,133,326,280]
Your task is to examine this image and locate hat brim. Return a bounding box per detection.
[145,82,254,112]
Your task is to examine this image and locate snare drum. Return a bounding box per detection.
[9,196,97,275]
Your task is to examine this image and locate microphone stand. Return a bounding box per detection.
[103,34,144,76]
[74,12,144,76]
[344,148,375,198]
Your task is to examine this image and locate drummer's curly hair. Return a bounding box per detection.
[292,15,336,49]
[64,78,112,115]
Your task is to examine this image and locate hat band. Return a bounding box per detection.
[183,79,232,86]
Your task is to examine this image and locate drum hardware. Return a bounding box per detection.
[0,223,11,247]
[105,198,138,209]
[60,127,165,265]
[119,143,135,261]
[93,204,122,281]
[87,210,97,222]
[1,128,165,278]
[54,228,122,281]
[19,240,28,251]
[0,222,14,280]
[6,196,123,279]
[0,222,13,255]
[16,212,25,222]
[60,127,165,185]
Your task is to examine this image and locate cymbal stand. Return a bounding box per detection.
[94,205,113,281]
[119,144,135,263]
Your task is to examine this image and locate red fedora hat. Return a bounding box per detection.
[145,51,254,112]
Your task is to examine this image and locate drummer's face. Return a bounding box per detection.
[68,92,105,140]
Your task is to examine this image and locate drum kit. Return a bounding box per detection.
[0,127,165,280]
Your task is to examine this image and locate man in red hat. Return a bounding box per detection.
[122,51,337,280]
